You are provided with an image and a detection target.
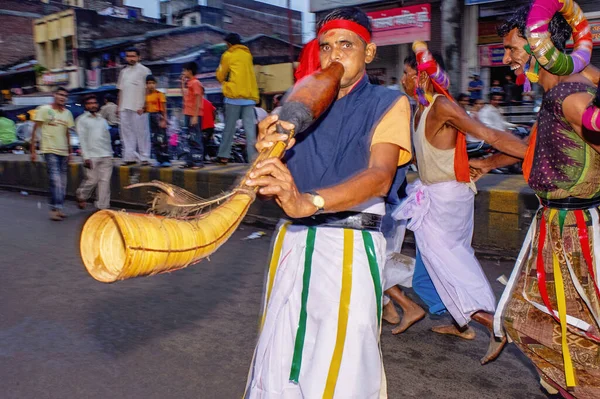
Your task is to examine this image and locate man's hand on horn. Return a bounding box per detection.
[246,158,317,219]
[255,114,296,152]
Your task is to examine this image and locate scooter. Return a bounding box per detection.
[466,125,530,174]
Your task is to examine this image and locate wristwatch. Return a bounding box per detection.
[307,191,325,213]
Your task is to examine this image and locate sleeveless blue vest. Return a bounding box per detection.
[286,75,402,193]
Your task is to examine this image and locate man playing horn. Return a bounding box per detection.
[394,44,529,365]
[469,0,600,396]
[243,7,412,397]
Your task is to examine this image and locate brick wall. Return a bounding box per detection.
[83,0,124,12]
[0,0,71,67]
[223,9,275,38]
[246,37,300,59]
[223,3,301,43]
[75,9,168,50]
[0,0,67,14]
[0,15,36,67]
[148,29,224,60]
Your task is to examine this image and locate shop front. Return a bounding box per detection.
[365,4,432,89]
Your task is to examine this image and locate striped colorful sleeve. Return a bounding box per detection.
[370,95,412,166]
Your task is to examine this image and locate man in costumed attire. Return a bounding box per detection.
[394,42,529,364]
[243,7,412,398]
[470,0,600,396]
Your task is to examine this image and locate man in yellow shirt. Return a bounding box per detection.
[30,87,75,221]
[216,33,259,164]
[145,75,170,167]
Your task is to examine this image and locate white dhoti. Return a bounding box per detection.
[120,110,150,162]
[245,222,387,399]
[393,179,495,327]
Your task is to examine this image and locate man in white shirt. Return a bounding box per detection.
[478,93,517,132]
[117,47,151,165]
[76,94,114,210]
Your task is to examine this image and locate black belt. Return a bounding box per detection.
[539,196,600,210]
[291,211,382,232]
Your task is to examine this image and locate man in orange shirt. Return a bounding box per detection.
[180,62,204,169]
[145,75,170,167]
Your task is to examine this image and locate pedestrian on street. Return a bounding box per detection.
[99,94,120,157]
[117,47,151,166]
[16,113,35,145]
[180,62,204,169]
[478,92,518,131]
[75,94,113,210]
[503,74,520,103]
[489,79,504,98]
[30,87,74,221]
[201,98,216,160]
[468,73,484,102]
[216,33,259,164]
[145,75,170,167]
[0,110,17,149]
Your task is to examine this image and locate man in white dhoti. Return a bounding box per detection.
[117,47,151,165]
[243,7,412,398]
[394,44,528,364]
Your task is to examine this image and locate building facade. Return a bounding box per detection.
[311,0,600,99]
[160,0,302,44]
[470,0,600,98]
[311,0,453,93]
[32,8,169,92]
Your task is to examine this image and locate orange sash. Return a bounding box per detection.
[430,80,470,183]
[522,123,538,183]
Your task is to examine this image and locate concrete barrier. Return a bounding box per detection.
[0,155,538,252]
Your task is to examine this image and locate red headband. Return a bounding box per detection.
[294,19,372,81]
[317,20,371,44]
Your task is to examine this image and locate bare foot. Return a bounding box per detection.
[431,324,476,340]
[392,305,426,334]
[383,301,401,325]
[480,335,507,365]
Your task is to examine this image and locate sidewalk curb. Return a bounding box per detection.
[0,159,538,253]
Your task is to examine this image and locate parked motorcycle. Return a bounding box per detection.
[467,125,530,175]
[207,123,248,163]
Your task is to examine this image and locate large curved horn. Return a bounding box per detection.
[80,62,345,283]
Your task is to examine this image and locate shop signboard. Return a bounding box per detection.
[479,44,505,67]
[42,72,69,86]
[367,4,431,47]
[86,69,101,89]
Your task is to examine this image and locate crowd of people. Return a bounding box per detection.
[13,34,270,219]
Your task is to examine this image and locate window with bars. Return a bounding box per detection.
[65,36,74,66]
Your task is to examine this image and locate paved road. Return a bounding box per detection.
[0,190,549,399]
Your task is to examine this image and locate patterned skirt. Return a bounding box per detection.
[499,207,600,398]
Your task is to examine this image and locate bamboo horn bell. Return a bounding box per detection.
[80,62,345,283]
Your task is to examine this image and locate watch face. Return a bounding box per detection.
[313,195,325,209]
